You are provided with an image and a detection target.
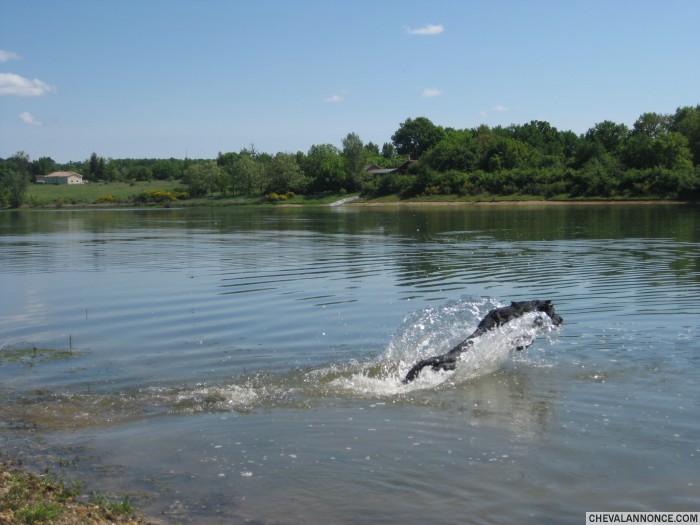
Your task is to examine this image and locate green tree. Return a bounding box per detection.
[652,132,693,170]
[303,144,344,192]
[217,152,240,194]
[381,142,396,160]
[103,161,120,181]
[364,142,380,157]
[631,112,671,139]
[483,137,542,172]
[127,165,152,181]
[239,153,264,195]
[473,125,501,162]
[671,105,700,165]
[88,152,106,181]
[509,120,564,156]
[151,159,181,180]
[623,124,692,170]
[570,155,622,197]
[182,161,222,197]
[218,148,266,195]
[341,132,366,191]
[585,120,629,153]
[266,152,309,194]
[391,117,446,159]
[622,134,655,169]
[0,152,31,207]
[30,156,57,178]
[423,129,479,172]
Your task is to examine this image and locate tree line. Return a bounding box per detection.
[387,105,699,199]
[2,104,699,207]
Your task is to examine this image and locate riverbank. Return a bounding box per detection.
[0,179,690,210]
[349,196,694,206]
[0,460,159,525]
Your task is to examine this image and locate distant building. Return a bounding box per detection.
[36,171,84,185]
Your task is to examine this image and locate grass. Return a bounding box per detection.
[16,180,683,210]
[25,180,183,207]
[22,181,360,208]
[0,347,81,367]
[0,462,156,524]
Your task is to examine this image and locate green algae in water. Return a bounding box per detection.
[0,347,84,367]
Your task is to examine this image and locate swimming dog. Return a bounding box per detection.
[402,300,563,384]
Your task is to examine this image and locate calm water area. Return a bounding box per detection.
[1,203,699,524]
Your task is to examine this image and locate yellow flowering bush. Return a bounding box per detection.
[136,189,189,203]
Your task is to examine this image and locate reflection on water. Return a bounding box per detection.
[1,204,699,524]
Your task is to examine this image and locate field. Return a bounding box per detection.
[22,181,362,208]
[25,180,183,207]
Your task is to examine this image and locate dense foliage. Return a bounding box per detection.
[2,105,699,207]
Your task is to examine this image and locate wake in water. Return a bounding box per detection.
[1,298,563,428]
[130,297,563,411]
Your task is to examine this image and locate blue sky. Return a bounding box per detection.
[1,0,699,163]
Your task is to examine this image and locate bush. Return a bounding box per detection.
[136,189,179,203]
[649,168,696,197]
[95,194,116,203]
[0,168,29,208]
[366,172,419,197]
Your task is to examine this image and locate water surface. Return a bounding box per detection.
[1,204,699,524]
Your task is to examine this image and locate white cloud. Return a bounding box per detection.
[422,87,442,98]
[0,73,55,97]
[323,90,347,103]
[479,104,510,118]
[0,50,21,62]
[19,112,42,126]
[407,24,444,36]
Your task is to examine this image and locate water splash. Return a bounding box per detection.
[329,296,562,395]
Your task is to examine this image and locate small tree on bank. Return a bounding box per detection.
[0,152,31,207]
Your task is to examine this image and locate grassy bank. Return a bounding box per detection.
[22,181,350,208]
[25,181,184,207]
[0,461,158,524]
[13,180,694,210]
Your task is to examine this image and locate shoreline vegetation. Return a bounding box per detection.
[0,179,696,211]
[2,106,700,209]
[0,460,159,525]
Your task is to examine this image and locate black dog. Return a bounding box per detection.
[402,300,563,384]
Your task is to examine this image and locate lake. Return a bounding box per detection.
[1,203,699,524]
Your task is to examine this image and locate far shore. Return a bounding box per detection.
[6,195,697,212]
[342,197,694,207]
[3,180,692,210]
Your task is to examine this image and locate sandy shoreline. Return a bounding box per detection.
[6,196,696,211]
[343,198,694,207]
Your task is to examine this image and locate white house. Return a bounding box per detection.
[37,171,84,185]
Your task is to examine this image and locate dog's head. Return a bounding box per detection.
[537,300,563,326]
